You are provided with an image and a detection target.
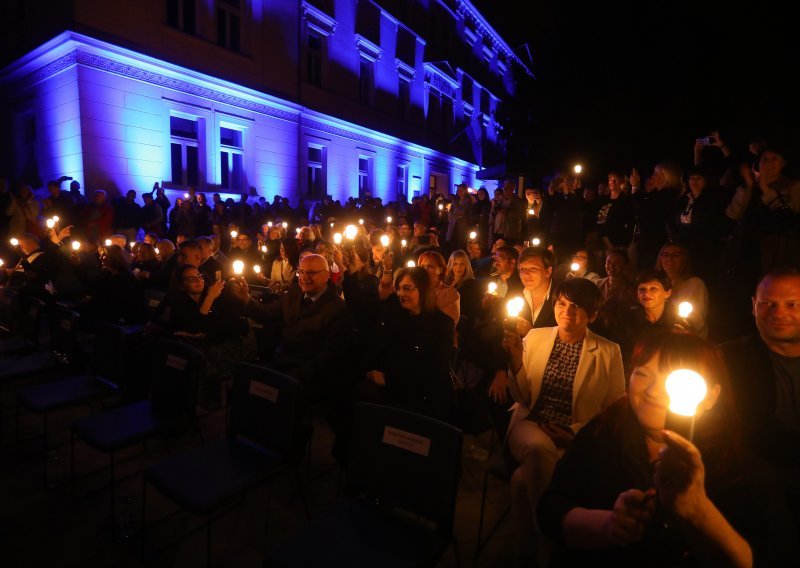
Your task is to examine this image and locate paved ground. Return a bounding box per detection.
[2,383,519,567]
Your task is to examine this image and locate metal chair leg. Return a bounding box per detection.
[475,469,490,558]
[141,476,147,560]
[110,452,116,542]
[42,412,49,487]
[70,430,75,502]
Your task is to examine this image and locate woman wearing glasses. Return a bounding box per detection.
[361,266,455,421]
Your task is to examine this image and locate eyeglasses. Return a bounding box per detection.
[184,275,204,282]
[296,269,327,277]
[519,267,541,275]
[395,285,418,293]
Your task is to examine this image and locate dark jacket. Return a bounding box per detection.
[365,295,454,421]
[246,282,353,395]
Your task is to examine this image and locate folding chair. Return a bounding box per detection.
[15,322,141,485]
[70,339,205,540]
[265,403,463,568]
[0,295,45,357]
[142,362,301,565]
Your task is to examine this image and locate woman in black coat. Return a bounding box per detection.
[360,266,455,421]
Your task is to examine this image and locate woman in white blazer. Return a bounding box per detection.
[502,277,626,563]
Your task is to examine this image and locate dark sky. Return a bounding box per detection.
[473,0,800,183]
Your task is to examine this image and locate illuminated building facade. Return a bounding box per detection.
[0,1,531,204]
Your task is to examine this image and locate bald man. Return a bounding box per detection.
[231,254,352,398]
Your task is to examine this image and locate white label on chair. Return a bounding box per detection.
[382,426,431,457]
[165,355,187,371]
[148,299,161,307]
[249,381,278,402]
[60,319,71,330]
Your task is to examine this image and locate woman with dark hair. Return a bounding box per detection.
[83,244,141,326]
[538,331,798,567]
[472,187,492,244]
[655,242,708,337]
[502,277,626,563]
[259,236,299,292]
[360,266,455,420]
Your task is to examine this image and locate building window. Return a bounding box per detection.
[442,97,453,135]
[358,157,372,199]
[307,31,323,86]
[167,0,196,34]
[398,79,411,121]
[220,126,243,191]
[396,165,408,200]
[217,0,241,52]
[427,87,441,132]
[170,115,200,187]
[359,58,373,106]
[307,145,326,199]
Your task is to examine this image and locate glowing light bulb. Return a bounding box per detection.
[261,245,267,253]
[184,193,189,199]
[506,297,525,318]
[531,237,541,246]
[528,209,535,215]
[71,241,81,251]
[0,259,4,267]
[574,164,583,175]
[345,225,358,240]
[330,222,334,228]
[358,219,364,225]
[333,233,343,245]
[380,235,390,247]
[267,221,273,227]
[46,218,55,229]
[678,302,693,319]
[104,239,112,246]
[401,239,407,247]
[10,238,19,246]
[438,204,444,210]
[487,282,498,295]
[253,264,261,274]
[386,216,393,224]
[406,260,416,267]
[296,227,302,234]
[469,231,477,240]
[230,230,238,238]
[232,260,245,275]
[155,247,160,255]
[665,369,708,417]
[282,222,288,228]
[570,262,580,272]
[52,216,59,223]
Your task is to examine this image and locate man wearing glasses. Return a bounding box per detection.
[230,253,352,400]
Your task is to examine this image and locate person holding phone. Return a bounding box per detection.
[502,277,625,563]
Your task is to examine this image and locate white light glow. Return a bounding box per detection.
[506,297,525,318]
[380,235,390,247]
[345,225,358,240]
[665,369,708,417]
[232,260,245,275]
[678,302,694,319]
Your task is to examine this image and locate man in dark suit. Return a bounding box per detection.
[231,254,352,400]
[516,246,558,333]
[721,269,800,536]
[15,233,58,301]
[198,236,225,283]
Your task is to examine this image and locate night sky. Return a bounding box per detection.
[474,0,800,184]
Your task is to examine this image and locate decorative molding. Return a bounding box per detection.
[463,27,479,47]
[462,101,474,117]
[301,1,337,37]
[454,0,533,77]
[31,51,78,83]
[395,58,416,81]
[301,115,424,159]
[481,112,491,127]
[497,59,508,76]
[423,62,460,99]
[354,34,382,62]
[482,44,496,63]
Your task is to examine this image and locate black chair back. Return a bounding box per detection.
[49,307,83,367]
[18,295,45,344]
[149,339,205,428]
[143,289,166,321]
[0,288,20,333]
[229,363,301,455]
[347,403,463,536]
[92,323,142,387]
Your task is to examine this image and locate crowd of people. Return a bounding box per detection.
[1,129,799,566]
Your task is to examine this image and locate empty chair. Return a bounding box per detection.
[265,402,463,568]
[15,322,142,485]
[70,339,205,540]
[0,294,45,356]
[142,362,302,565]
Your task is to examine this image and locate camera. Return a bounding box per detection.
[700,136,714,146]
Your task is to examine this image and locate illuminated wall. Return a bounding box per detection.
[1,31,484,206]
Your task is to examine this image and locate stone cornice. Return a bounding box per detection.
[301,1,337,37]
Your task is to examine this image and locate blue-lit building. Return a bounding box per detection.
[0,0,532,205]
